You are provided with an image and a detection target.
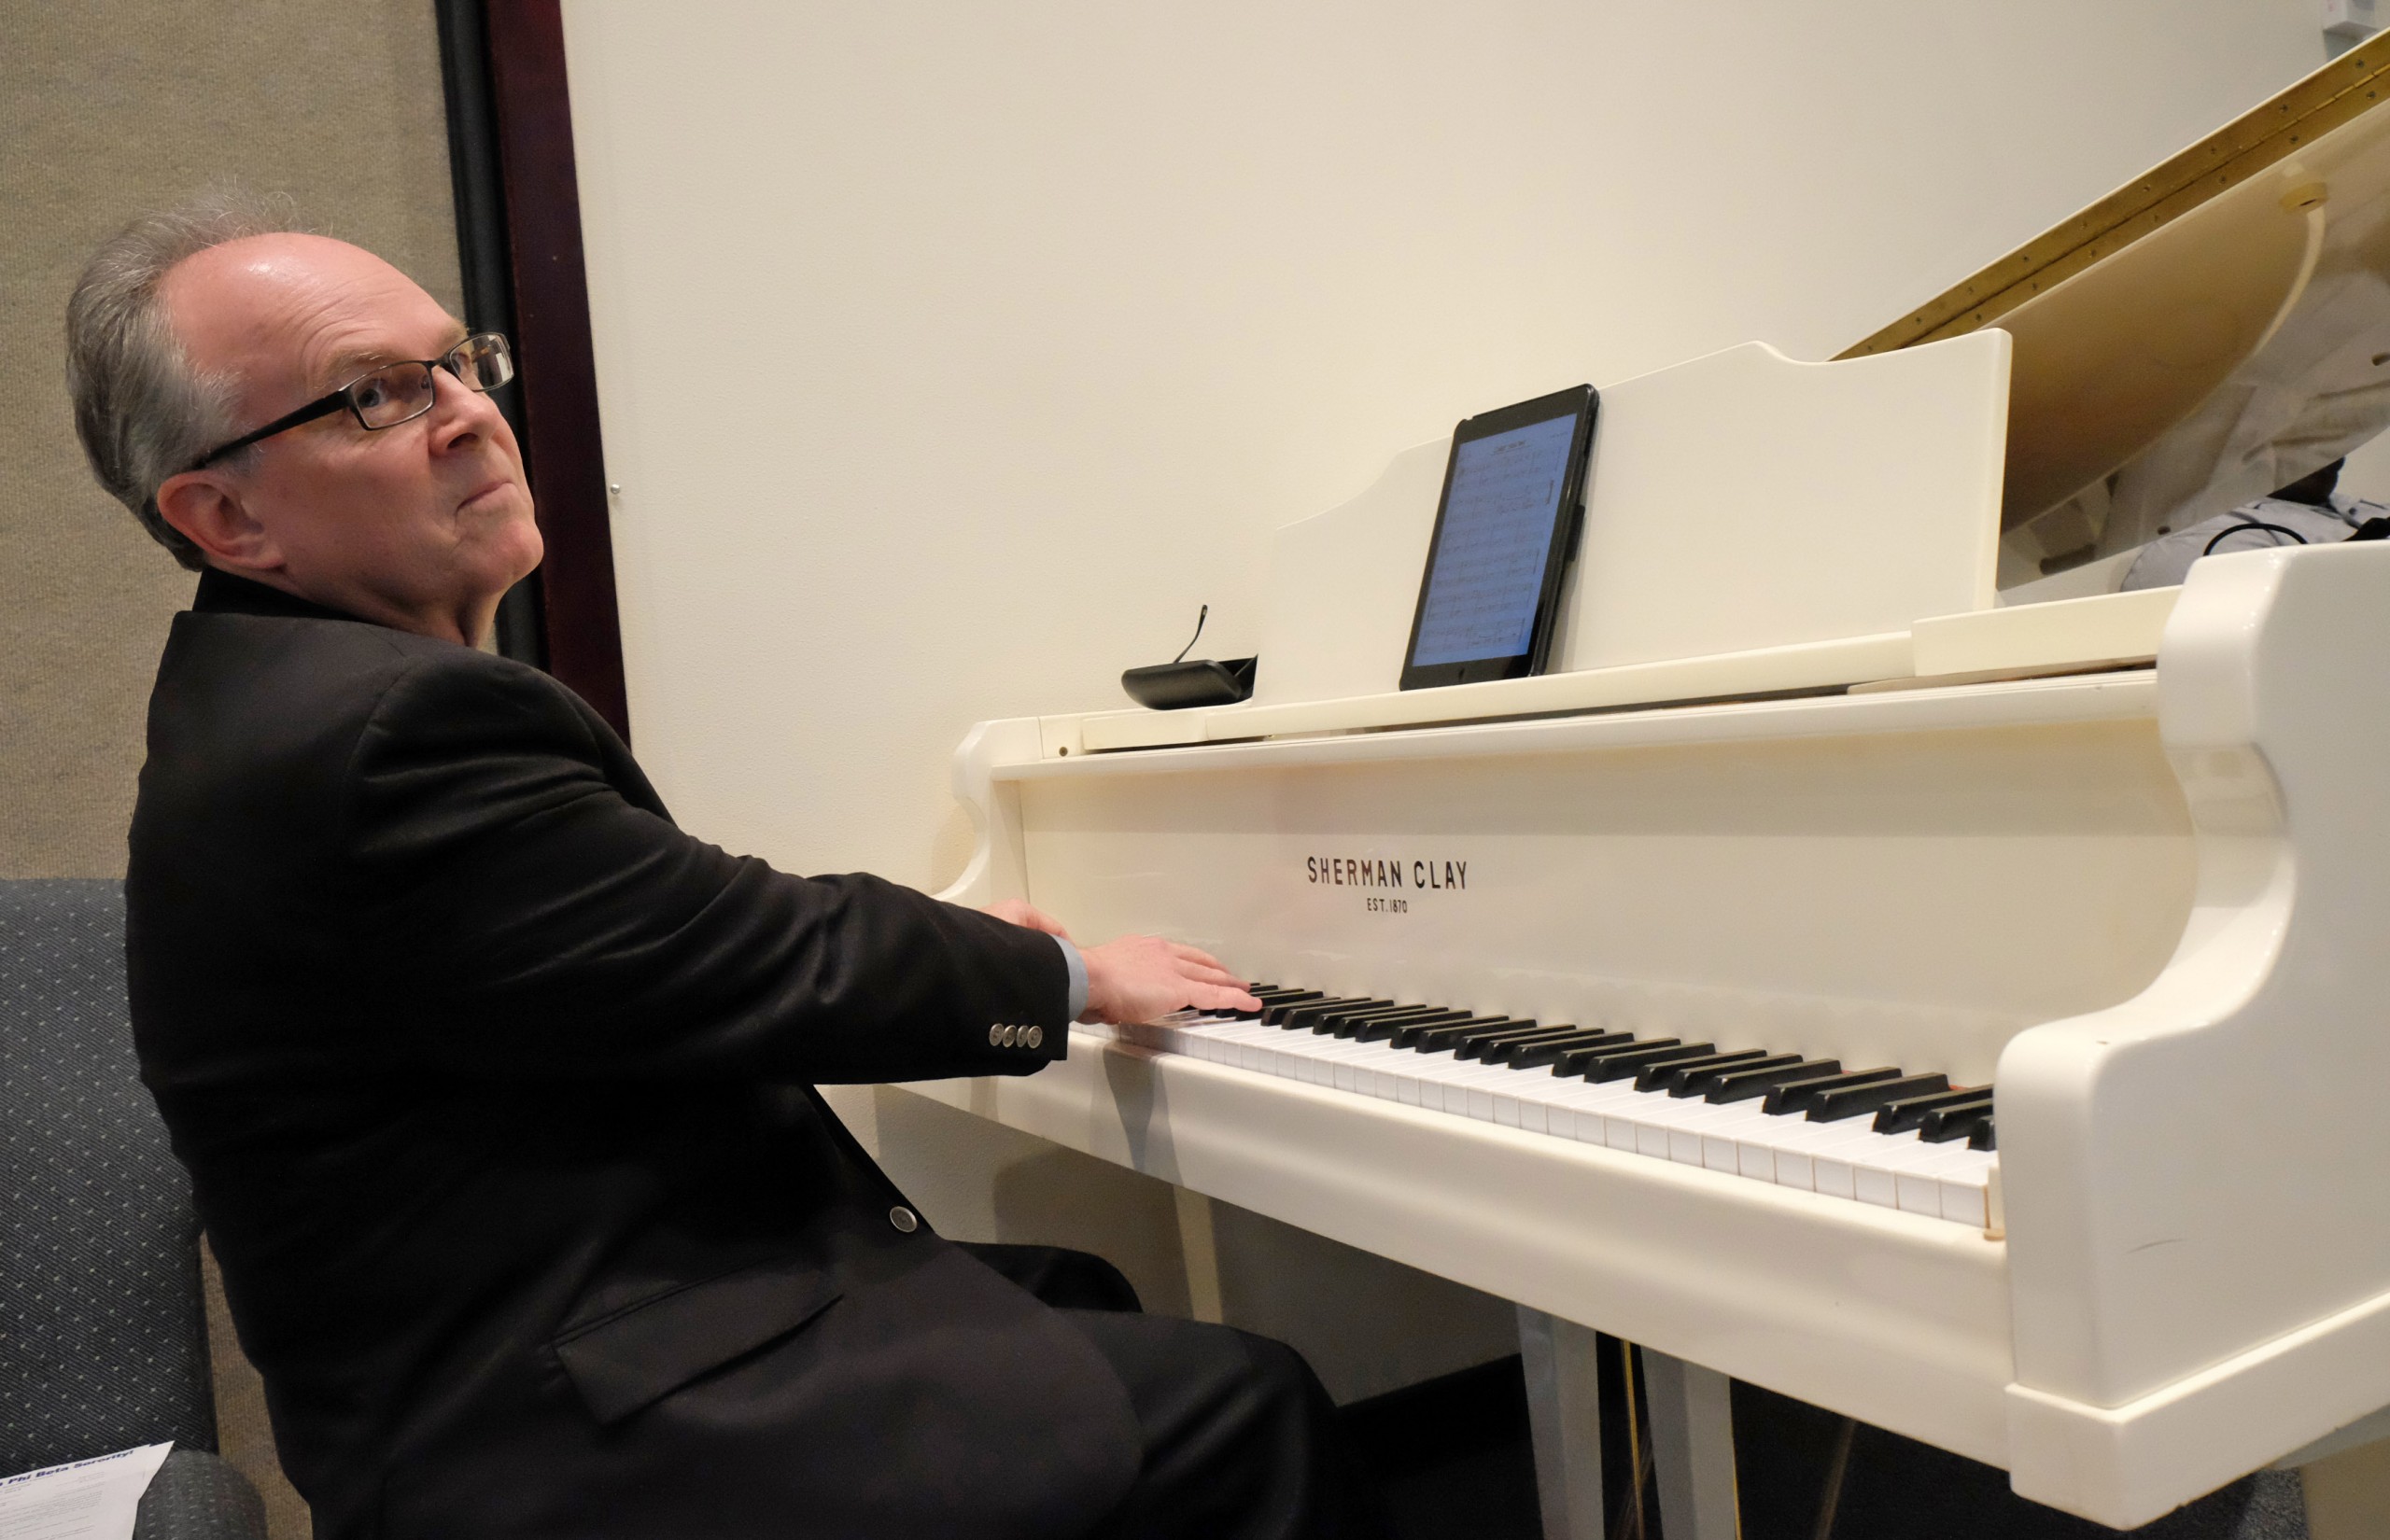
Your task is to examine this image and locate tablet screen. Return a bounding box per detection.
[1399,385,1596,688]
[1408,413,1582,666]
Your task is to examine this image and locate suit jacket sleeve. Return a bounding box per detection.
[338,649,1069,1084]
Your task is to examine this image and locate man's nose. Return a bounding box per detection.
[426,362,505,449]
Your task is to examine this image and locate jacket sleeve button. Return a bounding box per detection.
[889,1205,920,1233]
[1026,1026,1045,1049]
[989,1024,1005,1046]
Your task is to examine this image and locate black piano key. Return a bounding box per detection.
[1763,1067,1899,1116]
[1635,1048,1771,1095]
[1285,996,1392,1029]
[1259,992,1341,1025]
[1329,998,1434,1031]
[1367,1007,1471,1045]
[1967,1118,1997,1152]
[1401,1015,1511,1049]
[1313,999,1422,1025]
[1808,1072,1949,1123]
[1445,1021,1555,1055]
[1919,1098,1997,1143]
[1504,1029,1632,1070]
[1874,1086,1991,1135]
[1586,1042,1718,1084]
[1707,1057,1841,1104]
[1229,986,1307,1020]
[1552,1037,1680,1078]
[1318,1003,1436,1036]
[1381,1015,1468,1049]
[1476,1028,1596,1066]
[1390,1015,1515,1049]
[1456,1024,1578,1062]
[1281,997,1390,1029]
[1408,1017,1528,1055]
[1663,1052,1802,1099]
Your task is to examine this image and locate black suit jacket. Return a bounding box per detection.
[127,571,1138,1540]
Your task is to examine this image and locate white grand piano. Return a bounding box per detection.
[911,36,2390,1535]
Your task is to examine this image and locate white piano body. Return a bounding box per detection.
[914,39,2390,1532]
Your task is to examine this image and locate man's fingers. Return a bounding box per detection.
[1080,932,1262,1026]
[1189,981,1262,1012]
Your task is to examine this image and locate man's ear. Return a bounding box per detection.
[154,470,284,574]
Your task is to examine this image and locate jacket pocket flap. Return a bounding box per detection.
[553,1257,841,1424]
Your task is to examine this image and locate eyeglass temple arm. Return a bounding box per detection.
[188,394,350,470]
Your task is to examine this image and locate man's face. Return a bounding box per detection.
[156,234,541,644]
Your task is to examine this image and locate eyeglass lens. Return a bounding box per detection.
[347,334,515,430]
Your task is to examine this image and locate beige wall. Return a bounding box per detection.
[0,0,462,883]
[564,0,2330,896]
[3,5,464,1533]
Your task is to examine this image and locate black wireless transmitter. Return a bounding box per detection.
[1120,606,1257,710]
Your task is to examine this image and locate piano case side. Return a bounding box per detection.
[2000,539,2390,1525]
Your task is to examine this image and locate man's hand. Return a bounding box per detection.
[1079,935,1260,1025]
[979,899,1072,938]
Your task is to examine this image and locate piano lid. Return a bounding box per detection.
[1841,33,2390,576]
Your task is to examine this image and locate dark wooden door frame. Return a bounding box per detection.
[435,0,630,742]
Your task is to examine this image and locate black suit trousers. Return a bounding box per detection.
[960,1245,1386,1540]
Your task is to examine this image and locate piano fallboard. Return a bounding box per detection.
[1006,668,2184,1092]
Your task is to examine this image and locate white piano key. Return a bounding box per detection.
[1652,1099,1754,1168]
[1134,1009,1993,1228]
[1746,1112,1871,1194]
[1807,1121,1928,1201]
[1543,1081,1623,1146]
[1922,1146,1996,1224]
[1562,1080,1652,1153]
[1467,1070,1522,1121]
[1895,1147,1976,1217]
[1435,1060,1512,1116]
[1939,1181,1988,1228]
[1701,1104,1786,1176]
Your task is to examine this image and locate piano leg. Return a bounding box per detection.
[1644,1349,1742,1540]
[1517,1307,1605,1540]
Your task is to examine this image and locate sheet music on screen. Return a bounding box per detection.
[1409,414,1582,667]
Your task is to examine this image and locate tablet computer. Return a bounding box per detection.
[1399,384,1599,690]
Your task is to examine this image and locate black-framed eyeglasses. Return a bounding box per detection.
[185,332,515,471]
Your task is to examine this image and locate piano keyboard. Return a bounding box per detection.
[1106,986,1999,1230]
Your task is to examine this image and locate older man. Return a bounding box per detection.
[71,200,1376,1540]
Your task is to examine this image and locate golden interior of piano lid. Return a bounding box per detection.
[1840,31,2390,582]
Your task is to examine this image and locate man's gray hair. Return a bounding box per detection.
[66,190,304,570]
